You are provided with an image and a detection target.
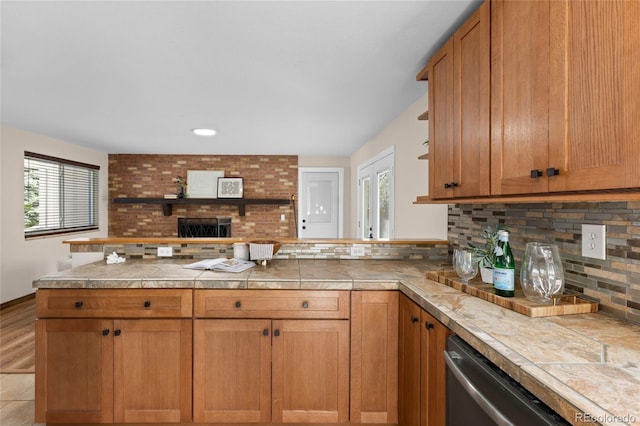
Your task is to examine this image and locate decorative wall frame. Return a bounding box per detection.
[217,177,244,199]
[187,170,224,198]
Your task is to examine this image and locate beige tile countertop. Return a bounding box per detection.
[33,259,640,425]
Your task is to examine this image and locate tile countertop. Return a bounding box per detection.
[33,259,640,426]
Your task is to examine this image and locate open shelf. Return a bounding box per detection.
[417,111,429,121]
[113,197,290,216]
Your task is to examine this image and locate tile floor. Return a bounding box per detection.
[0,373,41,425]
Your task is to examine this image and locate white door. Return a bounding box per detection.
[358,148,394,239]
[298,168,343,238]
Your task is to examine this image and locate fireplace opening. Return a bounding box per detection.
[177,217,232,237]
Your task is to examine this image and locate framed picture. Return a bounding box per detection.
[217,177,244,199]
[187,170,224,198]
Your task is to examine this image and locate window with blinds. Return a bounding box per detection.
[24,151,100,237]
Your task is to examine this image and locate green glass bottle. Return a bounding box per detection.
[493,230,515,297]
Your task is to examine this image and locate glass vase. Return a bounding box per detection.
[520,243,564,304]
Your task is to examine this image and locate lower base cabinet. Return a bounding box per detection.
[398,294,451,426]
[350,291,398,423]
[193,318,350,423]
[35,318,192,424]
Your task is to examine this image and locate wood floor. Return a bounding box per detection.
[0,297,35,374]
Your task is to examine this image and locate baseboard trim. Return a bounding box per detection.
[1,293,35,310]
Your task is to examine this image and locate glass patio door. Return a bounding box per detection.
[357,148,394,239]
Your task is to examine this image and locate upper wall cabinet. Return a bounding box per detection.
[425,0,490,199]
[492,0,640,195]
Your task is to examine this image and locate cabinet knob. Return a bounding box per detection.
[444,183,451,189]
[274,329,280,337]
[302,301,309,309]
[235,301,242,308]
[74,301,83,309]
[530,169,543,178]
[410,316,419,324]
[546,167,560,177]
[144,300,151,308]
[450,182,458,188]
[114,329,122,336]
[102,329,110,336]
[425,322,434,330]
[263,328,269,336]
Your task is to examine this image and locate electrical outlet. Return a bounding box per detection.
[280,214,286,221]
[350,246,366,257]
[581,224,606,260]
[157,247,173,257]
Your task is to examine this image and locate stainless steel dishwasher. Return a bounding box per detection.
[445,335,570,426]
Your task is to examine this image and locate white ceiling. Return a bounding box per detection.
[1,1,480,156]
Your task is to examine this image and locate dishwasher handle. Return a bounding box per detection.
[444,350,514,426]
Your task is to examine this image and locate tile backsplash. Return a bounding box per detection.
[448,202,640,324]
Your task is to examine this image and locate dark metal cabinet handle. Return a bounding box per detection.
[450,182,458,188]
[263,329,269,336]
[274,329,280,337]
[444,183,451,189]
[235,301,242,308]
[302,301,309,309]
[75,301,83,309]
[114,329,122,336]
[144,300,151,308]
[102,329,110,336]
[530,169,543,178]
[546,167,560,177]
[411,316,419,324]
[425,322,434,330]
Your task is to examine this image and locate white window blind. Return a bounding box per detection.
[24,152,100,237]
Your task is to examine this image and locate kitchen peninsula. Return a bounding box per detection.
[33,239,640,425]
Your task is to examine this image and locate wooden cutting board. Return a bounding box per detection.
[427,271,598,318]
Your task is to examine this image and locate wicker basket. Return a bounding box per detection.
[248,240,281,261]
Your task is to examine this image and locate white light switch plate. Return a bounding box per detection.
[581,224,606,260]
[157,247,173,257]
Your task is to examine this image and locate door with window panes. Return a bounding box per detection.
[358,150,394,239]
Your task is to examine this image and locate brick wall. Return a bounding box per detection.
[109,154,298,238]
[448,202,640,324]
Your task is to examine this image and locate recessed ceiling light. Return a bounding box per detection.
[192,128,217,136]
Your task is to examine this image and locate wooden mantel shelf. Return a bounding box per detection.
[113,197,290,216]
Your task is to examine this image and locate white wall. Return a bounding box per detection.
[298,156,351,237]
[350,94,448,239]
[0,125,109,303]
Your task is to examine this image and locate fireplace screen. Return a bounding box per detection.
[177,217,232,237]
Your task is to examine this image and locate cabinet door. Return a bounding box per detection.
[398,294,421,426]
[272,319,350,423]
[549,0,640,191]
[420,310,451,426]
[35,319,113,424]
[491,0,551,195]
[113,319,192,423]
[193,319,271,423]
[452,0,491,197]
[350,291,398,423]
[427,39,455,199]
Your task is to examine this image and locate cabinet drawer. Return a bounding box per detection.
[36,289,193,318]
[194,290,350,319]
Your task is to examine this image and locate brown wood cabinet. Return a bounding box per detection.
[350,291,398,423]
[398,294,450,426]
[425,0,490,199]
[193,319,272,423]
[492,0,640,195]
[35,289,193,424]
[193,290,350,424]
[419,309,450,426]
